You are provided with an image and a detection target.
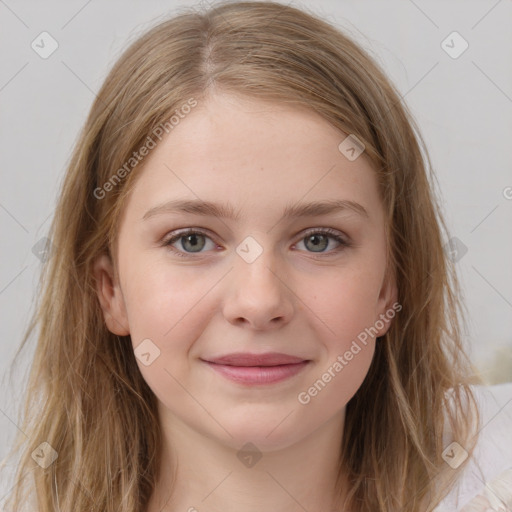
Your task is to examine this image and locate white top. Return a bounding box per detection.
[435,383,512,511]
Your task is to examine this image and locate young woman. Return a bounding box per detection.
[5,1,504,510]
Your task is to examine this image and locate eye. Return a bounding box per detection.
[162,229,217,257]
[161,227,350,258]
[293,228,350,256]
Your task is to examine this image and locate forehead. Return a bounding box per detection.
[121,92,383,225]
[157,92,356,168]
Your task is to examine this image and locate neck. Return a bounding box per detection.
[147,410,347,512]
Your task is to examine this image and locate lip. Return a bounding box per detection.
[203,352,308,366]
[201,352,311,385]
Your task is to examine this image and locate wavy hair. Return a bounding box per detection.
[2,1,481,510]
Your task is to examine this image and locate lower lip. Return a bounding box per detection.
[204,361,310,385]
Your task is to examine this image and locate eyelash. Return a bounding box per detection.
[161,228,350,258]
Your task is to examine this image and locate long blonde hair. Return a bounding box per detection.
[2,2,481,510]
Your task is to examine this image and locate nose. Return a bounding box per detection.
[222,246,294,331]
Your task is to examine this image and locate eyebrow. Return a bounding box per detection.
[142,198,369,222]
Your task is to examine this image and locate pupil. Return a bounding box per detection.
[184,234,204,252]
[308,234,327,252]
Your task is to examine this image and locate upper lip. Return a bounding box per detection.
[202,352,309,366]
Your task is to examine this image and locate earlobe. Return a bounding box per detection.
[92,253,130,336]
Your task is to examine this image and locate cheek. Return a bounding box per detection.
[121,262,215,359]
[123,265,218,406]
[296,267,379,410]
[297,340,375,416]
[300,262,383,344]
[293,265,380,405]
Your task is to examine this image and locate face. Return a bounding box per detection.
[94,92,397,453]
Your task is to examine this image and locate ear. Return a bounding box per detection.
[374,267,399,338]
[92,253,130,336]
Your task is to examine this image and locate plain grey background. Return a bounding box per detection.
[1,0,511,498]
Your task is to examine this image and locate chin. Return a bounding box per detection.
[211,414,312,454]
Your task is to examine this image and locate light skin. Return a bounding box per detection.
[94,91,397,512]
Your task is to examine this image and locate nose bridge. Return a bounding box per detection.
[224,233,293,329]
[234,233,282,290]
